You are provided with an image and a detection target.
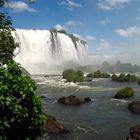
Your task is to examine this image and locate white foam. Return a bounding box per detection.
[111,98,129,103]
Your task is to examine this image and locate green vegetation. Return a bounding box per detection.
[62,69,84,82]
[137,79,140,85]
[111,73,137,82]
[86,73,94,78]
[0,1,47,139]
[114,87,134,99]
[86,70,110,78]
[93,70,110,78]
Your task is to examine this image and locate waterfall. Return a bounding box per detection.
[12,29,88,74]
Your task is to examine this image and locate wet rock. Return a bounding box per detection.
[84,97,91,102]
[126,124,140,140]
[40,95,46,99]
[128,101,140,113]
[44,114,68,134]
[58,95,91,105]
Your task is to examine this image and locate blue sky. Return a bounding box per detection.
[3,0,140,64]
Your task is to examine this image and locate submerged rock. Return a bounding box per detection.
[126,124,140,140]
[58,95,91,105]
[128,101,140,113]
[44,114,68,134]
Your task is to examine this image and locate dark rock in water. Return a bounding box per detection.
[84,77,93,82]
[126,124,140,140]
[84,97,91,102]
[40,96,46,99]
[44,114,68,134]
[58,95,91,105]
[128,101,140,113]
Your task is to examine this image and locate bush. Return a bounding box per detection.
[93,70,110,78]
[0,1,47,139]
[111,73,137,82]
[62,69,84,82]
[114,87,134,99]
[86,73,94,78]
[137,79,140,85]
[0,60,47,139]
[111,74,118,81]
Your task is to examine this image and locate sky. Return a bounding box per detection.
[3,0,140,64]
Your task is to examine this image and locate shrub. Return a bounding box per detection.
[111,73,137,82]
[137,79,140,85]
[93,70,110,78]
[0,60,47,139]
[62,69,76,79]
[111,74,118,81]
[86,73,94,78]
[114,87,134,99]
[0,1,47,139]
[62,69,84,82]
[101,73,110,78]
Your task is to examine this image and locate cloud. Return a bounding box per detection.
[97,0,131,10]
[86,35,96,41]
[54,24,67,31]
[115,26,140,37]
[58,0,82,11]
[5,1,36,12]
[65,20,84,27]
[99,17,111,25]
[98,39,111,50]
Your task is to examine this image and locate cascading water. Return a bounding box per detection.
[12,29,88,74]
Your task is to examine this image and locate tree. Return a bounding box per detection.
[0,1,47,139]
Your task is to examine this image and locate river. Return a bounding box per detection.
[33,75,140,140]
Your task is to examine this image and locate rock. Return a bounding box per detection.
[128,101,140,113]
[58,95,91,105]
[126,124,140,140]
[40,95,46,99]
[44,114,68,134]
[84,97,91,102]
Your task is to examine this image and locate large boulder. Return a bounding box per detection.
[58,95,91,105]
[44,115,68,134]
[126,124,140,140]
[114,87,134,99]
[128,101,140,113]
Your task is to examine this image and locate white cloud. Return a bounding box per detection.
[86,35,96,41]
[65,20,83,27]
[97,0,131,10]
[54,24,67,31]
[98,39,111,50]
[5,1,36,12]
[115,26,140,37]
[58,0,82,11]
[99,17,111,25]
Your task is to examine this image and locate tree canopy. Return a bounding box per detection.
[0,0,47,139]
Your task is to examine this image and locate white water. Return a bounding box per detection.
[12,29,88,74]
